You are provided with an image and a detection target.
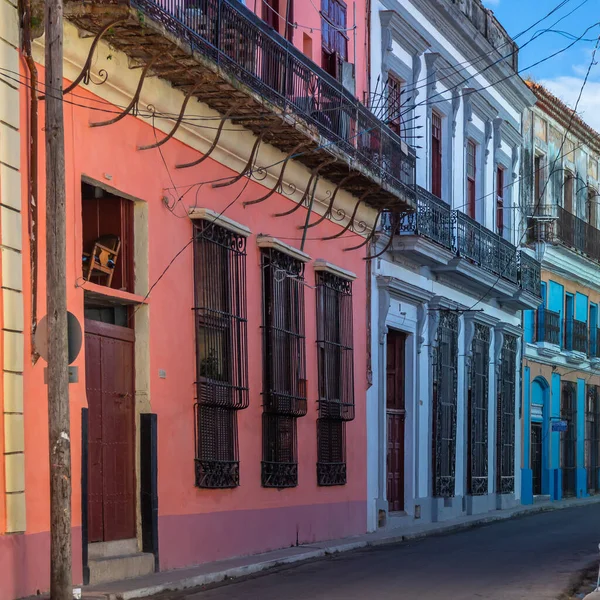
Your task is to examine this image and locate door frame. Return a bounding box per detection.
[386,329,407,512]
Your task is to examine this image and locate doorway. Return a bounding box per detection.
[531,422,543,496]
[386,330,406,512]
[86,318,136,542]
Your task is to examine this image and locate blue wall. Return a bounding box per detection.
[551,373,562,500]
[577,378,587,497]
[576,293,589,322]
[548,281,565,347]
[522,367,533,505]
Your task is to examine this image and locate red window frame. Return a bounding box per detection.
[387,74,402,136]
[467,140,477,218]
[431,112,442,199]
[496,166,505,236]
[321,0,348,79]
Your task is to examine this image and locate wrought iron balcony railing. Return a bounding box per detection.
[519,252,541,297]
[591,328,600,359]
[527,204,600,264]
[456,211,518,283]
[398,186,453,249]
[65,0,416,208]
[565,317,588,355]
[535,308,561,346]
[382,189,541,296]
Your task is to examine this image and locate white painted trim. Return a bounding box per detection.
[189,208,251,237]
[314,259,356,281]
[256,236,310,263]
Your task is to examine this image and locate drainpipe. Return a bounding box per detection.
[19,0,39,363]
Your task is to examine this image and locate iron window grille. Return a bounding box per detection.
[561,381,577,498]
[315,271,354,486]
[193,221,249,489]
[432,310,459,498]
[497,334,516,494]
[261,248,307,488]
[586,385,600,494]
[468,323,490,496]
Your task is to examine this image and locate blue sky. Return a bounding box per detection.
[482,0,600,130]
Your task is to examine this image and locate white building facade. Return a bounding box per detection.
[367,0,541,530]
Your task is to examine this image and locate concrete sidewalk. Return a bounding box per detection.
[81,495,600,600]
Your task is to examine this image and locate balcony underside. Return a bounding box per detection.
[63,2,415,211]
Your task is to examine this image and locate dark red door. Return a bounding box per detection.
[86,319,136,542]
[386,330,406,512]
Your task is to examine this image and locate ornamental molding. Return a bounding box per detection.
[256,236,310,263]
[189,208,252,237]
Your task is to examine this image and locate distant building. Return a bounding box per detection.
[521,81,600,504]
[367,0,540,531]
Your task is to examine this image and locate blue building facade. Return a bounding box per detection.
[521,83,600,505]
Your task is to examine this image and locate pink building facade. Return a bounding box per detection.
[0,0,416,597]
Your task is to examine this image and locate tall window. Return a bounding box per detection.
[467,140,477,218]
[561,381,577,498]
[193,221,249,488]
[261,248,307,488]
[468,324,490,496]
[321,0,348,80]
[496,166,505,237]
[432,310,459,498]
[588,189,598,228]
[315,271,354,486]
[534,155,544,208]
[586,385,600,494]
[497,334,516,494]
[387,74,402,137]
[564,173,574,214]
[431,112,442,199]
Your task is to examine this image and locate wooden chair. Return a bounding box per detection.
[82,235,121,287]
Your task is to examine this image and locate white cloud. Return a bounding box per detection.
[538,76,600,133]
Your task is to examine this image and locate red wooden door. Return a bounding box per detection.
[86,319,136,542]
[386,330,406,512]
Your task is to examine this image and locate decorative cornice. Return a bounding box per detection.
[314,259,356,281]
[527,81,600,155]
[377,275,436,304]
[188,208,251,237]
[380,10,430,56]
[256,236,310,263]
[495,322,523,338]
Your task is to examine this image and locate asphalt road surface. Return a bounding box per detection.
[161,503,600,600]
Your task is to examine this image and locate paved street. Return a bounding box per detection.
[162,504,600,600]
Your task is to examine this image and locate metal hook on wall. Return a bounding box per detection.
[90,55,159,127]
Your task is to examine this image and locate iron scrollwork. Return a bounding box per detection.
[432,310,459,498]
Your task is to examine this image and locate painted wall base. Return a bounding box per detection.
[496,493,518,510]
[0,527,83,600]
[418,496,465,523]
[466,494,494,515]
[551,469,562,500]
[158,501,366,571]
[521,469,534,505]
[576,467,588,498]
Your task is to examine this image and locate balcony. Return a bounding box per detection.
[385,186,542,308]
[63,0,416,210]
[535,308,561,346]
[565,317,588,364]
[527,205,600,264]
[591,329,600,364]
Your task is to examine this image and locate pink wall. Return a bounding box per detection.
[1,55,369,598]
[247,0,369,102]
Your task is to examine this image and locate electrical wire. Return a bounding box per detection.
[463,35,600,313]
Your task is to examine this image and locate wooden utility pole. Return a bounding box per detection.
[45,0,72,597]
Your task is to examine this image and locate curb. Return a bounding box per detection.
[88,496,600,600]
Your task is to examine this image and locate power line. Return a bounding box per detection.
[463,35,600,313]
